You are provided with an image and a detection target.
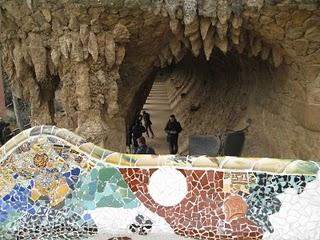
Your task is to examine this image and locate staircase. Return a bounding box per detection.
[142,79,172,154]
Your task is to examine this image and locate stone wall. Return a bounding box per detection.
[165,50,320,159]
[0,0,319,156]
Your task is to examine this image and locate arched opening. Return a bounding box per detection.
[130,46,293,157]
[1,0,319,159]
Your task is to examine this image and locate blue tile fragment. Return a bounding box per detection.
[3,195,10,201]
[71,167,81,176]
[27,208,36,215]
[83,213,91,221]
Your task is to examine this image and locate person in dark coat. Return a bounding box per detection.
[127,114,144,151]
[131,120,146,149]
[142,111,154,138]
[134,136,156,154]
[164,114,182,154]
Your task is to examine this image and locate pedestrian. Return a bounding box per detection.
[164,114,182,154]
[142,110,154,138]
[134,136,156,154]
[2,123,12,143]
[131,120,146,150]
[127,115,142,151]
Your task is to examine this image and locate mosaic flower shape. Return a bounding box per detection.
[33,153,49,168]
[129,214,153,235]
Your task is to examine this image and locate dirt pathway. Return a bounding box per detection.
[142,80,171,155]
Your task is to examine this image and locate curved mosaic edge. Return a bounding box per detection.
[1,125,319,176]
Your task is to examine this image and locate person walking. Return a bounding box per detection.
[142,110,154,138]
[164,114,182,154]
[131,120,146,150]
[134,136,156,154]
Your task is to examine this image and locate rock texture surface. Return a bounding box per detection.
[165,51,320,159]
[0,0,319,158]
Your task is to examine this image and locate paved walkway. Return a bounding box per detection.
[142,80,171,155]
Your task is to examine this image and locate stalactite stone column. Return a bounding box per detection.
[12,96,24,130]
[74,62,104,144]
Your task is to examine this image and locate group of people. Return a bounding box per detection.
[128,111,155,154]
[128,111,182,155]
[0,118,12,145]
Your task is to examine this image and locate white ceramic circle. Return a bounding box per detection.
[148,168,188,207]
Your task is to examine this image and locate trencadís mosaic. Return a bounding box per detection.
[0,126,320,240]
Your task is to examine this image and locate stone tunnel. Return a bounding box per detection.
[0,0,320,159]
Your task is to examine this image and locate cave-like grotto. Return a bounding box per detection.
[1,0,320,159]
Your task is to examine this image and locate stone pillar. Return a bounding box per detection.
[12,96,24,130]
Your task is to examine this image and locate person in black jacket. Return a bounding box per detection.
[164,114,182,154]
[142,111,154,138]
[131,120,146,149]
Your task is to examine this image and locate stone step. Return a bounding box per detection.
[150,88,166,91]
[149,92,168,95]
[146,95,169,99]
[148,92,167,95]
[150,88,167,91]
[145,97,170,101]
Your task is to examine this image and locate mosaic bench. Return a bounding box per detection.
[0,126,319,240]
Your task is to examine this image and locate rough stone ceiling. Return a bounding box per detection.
[1,0,319,72]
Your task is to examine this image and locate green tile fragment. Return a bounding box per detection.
[97,180,106,193]
[98,168,115,181]
[90,168,99,180]
[117,179,128,188]
[88,181,97,194]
